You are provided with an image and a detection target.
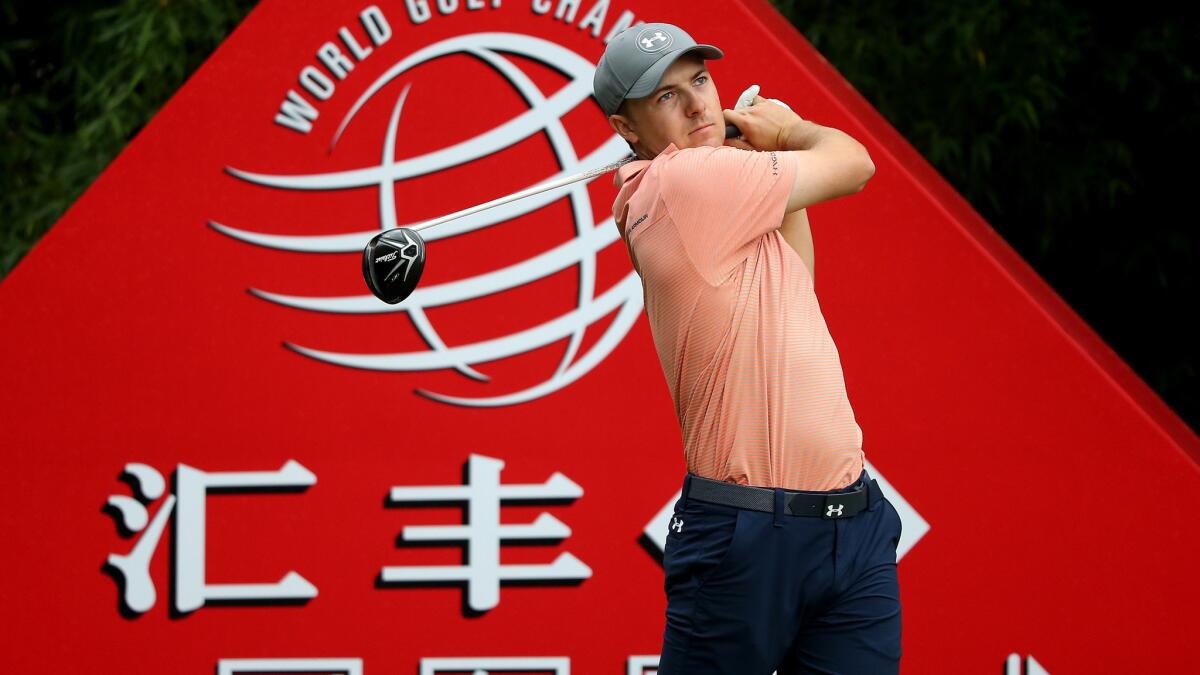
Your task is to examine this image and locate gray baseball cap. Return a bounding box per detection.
[593,23,724,116]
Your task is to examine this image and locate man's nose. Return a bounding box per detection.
[683,91,705,117]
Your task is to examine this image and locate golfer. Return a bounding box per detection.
[594,22,903,674]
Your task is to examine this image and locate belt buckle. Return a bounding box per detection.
[821,493,852,519]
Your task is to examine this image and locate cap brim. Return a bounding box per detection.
[625,45,724,100]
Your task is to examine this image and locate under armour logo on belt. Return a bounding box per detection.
[670,517,684,533]
[826,504,845,517]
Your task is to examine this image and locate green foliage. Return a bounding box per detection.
[771,0,1199,430]
[0,0,255,274]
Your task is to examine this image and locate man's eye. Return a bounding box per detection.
[695,76,708,85]
[658,91,674,102]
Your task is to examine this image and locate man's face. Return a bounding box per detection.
[609,53,724,159]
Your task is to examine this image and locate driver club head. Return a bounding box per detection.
[362,228,427,304]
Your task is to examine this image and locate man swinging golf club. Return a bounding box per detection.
[595,22,903,674]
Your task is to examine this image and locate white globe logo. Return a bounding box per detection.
[211,33,641,407]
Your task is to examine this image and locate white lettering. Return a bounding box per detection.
[436,0,458,13]
[405,0,431,23]
[381,454,590,612]
[105,464,173,614]
[467,0,485,8]
[420,657,569,673]
[339,26,373,60]
[554,0,581,23]
[531,0,551,15]
[216,658,364,675]
[174,461,319,614]
[299,66,335,101]
[317,42,354,80]
[577,0,608,37]
[274,90,319,134]
[361,5,392,45]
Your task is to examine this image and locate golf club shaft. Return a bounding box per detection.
[409,155,634,233]
[407,124,741,234]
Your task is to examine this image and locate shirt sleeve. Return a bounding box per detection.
[659,145,797,284]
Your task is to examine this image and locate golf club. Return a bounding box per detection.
[363,122,744,305]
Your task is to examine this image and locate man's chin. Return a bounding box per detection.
[681,125,724,148]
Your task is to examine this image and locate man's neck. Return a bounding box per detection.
[637,141,680,160]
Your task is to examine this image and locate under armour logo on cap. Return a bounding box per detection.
[637,28,673,53]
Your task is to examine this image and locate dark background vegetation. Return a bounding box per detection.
[2,0,1196,432]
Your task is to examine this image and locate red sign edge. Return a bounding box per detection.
[739,0,1200,465]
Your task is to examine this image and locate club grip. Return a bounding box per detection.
[724,123,741,139]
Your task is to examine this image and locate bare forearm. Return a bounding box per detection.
[783,120,875,200]
[722,98,876,206]
[782,119,867,157]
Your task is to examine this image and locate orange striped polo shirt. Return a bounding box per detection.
[613,143,864,491]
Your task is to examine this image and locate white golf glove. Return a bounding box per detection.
[734,84,792,111]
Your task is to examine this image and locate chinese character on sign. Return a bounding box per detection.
[218,658,362,675]
[104,460,318,615]
[217,656,570,675]
[381,453,591,613]
[419,657,570,674]
[626,655,660,675]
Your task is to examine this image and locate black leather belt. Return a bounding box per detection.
[686,473,881,519]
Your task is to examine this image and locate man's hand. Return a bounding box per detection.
[722,89,875,212]
[723,95,804,151]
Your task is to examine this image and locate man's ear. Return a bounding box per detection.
[608,113,639,145]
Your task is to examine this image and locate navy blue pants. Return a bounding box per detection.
[656,469,902,674]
